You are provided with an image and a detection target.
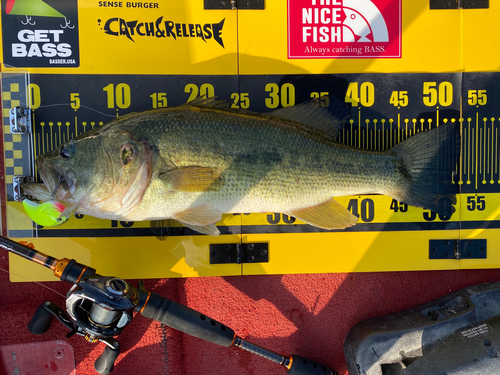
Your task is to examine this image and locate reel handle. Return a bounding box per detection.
[27,302,53,335]
[94,342,120,375]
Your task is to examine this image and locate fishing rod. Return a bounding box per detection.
[0,235,336,375]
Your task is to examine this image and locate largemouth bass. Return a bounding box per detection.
[22,98,459,236]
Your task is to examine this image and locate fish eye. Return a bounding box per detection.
[60,143,74,159]
[121,144,135,166]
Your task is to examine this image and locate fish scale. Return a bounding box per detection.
[138,110,388,208]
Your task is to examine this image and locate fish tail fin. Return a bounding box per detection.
[389,123,460,216]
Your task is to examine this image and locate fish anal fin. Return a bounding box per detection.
[289,198,358,230]
[159,166,224,192]
[173,204,222,226]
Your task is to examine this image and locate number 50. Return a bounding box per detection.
[423,82,453,107]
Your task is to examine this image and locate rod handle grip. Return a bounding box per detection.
[287,355,338,375]
[140,292,235,347]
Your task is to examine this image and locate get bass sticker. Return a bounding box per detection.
[1,0,80,67]
[287,0,402,59]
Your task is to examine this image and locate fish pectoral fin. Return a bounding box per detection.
[159,166,224,192]
[288,198,358,230]
[173,204,223,227]
[177,222,220,236]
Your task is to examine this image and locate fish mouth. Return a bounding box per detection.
[36,157,75,201]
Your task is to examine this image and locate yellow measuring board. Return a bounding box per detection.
[1,0,500,281]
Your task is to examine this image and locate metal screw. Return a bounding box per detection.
[443,252,449,258]
[467,252,472,258]
[445,1,452,7]
[244,2,250,7]
[260,249,267,256]
[480,246,485,251]
[468,1,475,7]
[247,255,255,263]
[219,1,226,8]
[224,244,231,251]
[431,247,437,253]
[211,251,218,257]
[247,244,254,251]
[113,341,119,348]
[54,348,65,359]
[224,256,232,263]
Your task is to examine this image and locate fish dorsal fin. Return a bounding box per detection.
[158,166,224,192]
[267,97,350,140]
[186,96,230,109]
[288,198,358,230]
[186,96,349,141]
[173,204,222,226]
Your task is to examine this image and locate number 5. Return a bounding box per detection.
[70,93,80,110]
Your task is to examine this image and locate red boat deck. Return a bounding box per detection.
[1,252,499,375]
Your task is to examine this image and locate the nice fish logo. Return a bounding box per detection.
[2,0,80,67]
[288,0,401,59]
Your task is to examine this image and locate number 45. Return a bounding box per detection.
[389,91,408,107]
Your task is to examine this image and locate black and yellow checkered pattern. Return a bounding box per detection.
[2,82,28,201]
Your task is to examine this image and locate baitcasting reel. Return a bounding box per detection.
[65,276,136,341]
[25,260,144,373]
[1,235,337,375]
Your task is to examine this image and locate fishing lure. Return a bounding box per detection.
[22,199,69,227]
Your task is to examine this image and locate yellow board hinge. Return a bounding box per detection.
[429,239,487,260]
[204,0,264,10]
[430,0,488,9]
